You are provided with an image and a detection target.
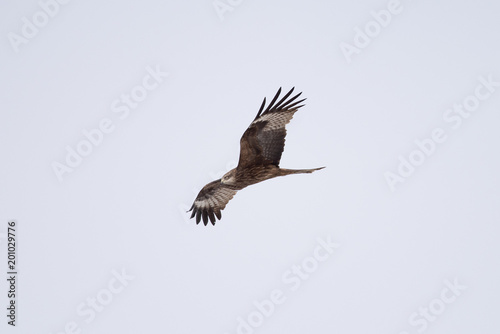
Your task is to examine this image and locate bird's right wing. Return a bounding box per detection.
[237,87,306,169]
[187,179,240,225]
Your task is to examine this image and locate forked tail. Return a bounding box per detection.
[279,167,325,176]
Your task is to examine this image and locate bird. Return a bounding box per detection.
[187,87,325,225]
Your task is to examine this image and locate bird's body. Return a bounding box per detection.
[223,165,324,188]
[188,87,324,225]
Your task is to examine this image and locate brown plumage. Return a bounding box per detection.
[187,87,325,225]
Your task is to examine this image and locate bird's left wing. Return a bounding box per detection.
[187,179,240,225]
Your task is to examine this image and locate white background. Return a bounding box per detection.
[1,0,499,333]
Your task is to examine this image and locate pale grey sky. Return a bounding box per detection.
[1,0,499,333]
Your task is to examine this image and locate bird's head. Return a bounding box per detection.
[221,169,236,185]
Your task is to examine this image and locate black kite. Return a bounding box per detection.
[188,87,324,225]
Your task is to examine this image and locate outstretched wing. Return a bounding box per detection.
[238,87,306,169]
[187,179,240,225]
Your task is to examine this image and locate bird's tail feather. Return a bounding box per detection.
[279,167,325,176]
